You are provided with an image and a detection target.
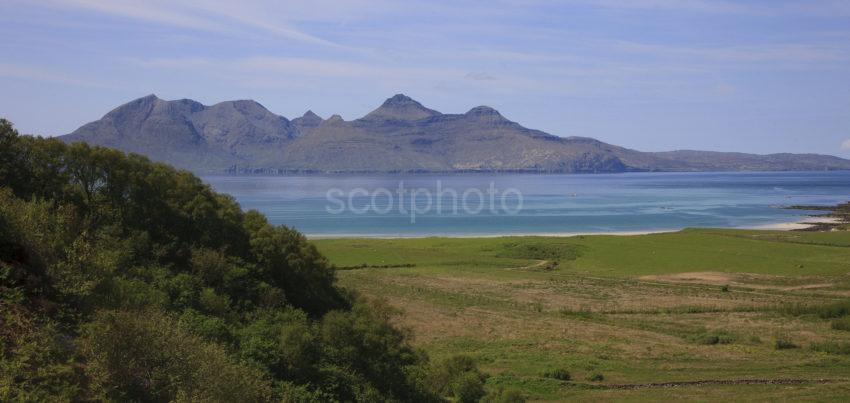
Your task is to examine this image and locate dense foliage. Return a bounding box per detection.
[0,119,515,402]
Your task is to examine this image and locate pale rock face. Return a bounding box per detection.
[60,94,850,173]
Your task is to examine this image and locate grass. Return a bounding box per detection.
[312,228,850,400]
[317,228,850,278]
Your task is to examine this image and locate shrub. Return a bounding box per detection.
[484,388,526,403]
[588,373,605,382]
[831,317,850,331]
[775,337,798,350]
[452,372,486,403]
[817,300,850,319]
[427,355,488,401]
[543,368,571,381]
[811,341,850,355]
[694,332,734,345]
[79,310,272,402]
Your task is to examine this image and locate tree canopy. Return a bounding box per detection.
[0,119,522,402]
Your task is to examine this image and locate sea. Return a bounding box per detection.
[203,171,850,237]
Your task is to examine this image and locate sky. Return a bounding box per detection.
[1,0,849,156]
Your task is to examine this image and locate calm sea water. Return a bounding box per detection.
[203,171,850,237]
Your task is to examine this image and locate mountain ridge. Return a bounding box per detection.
[60,94,850,174]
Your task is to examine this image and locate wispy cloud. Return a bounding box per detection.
[0,63,104,87]
[128,56,555,98]
[611,41,850,66]
[555,0,850,17]
[40,0,346,47]
[842,139,850,151]
[564,0,752,14]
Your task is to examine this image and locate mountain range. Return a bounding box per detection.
[60,94,850,174]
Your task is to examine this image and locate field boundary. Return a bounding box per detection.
[605,378,839,390]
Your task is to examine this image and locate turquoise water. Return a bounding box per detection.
[203,171,850,237]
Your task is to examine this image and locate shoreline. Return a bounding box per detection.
[306,215,844,239]
[744,215,843,231]
[306,229,676,239]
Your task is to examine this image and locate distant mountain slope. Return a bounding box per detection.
[61,94,850,173]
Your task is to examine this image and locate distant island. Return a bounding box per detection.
[61,94,850,174]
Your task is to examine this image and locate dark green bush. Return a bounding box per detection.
[452,372,487,403]
[588,373,605,382]
[427,355,488,402]
[775,337,798,350]
[693,331,734,345]
[543,368,571,381]
[79,310,272,402]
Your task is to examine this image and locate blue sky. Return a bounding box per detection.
[2,0,849,156]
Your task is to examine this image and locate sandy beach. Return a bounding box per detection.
[307,216,847,239]
[746,215,844,231]
[306,229,675,239]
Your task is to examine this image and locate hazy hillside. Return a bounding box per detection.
[61,94,850,174]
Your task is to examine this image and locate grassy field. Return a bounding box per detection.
[313,228,850,401]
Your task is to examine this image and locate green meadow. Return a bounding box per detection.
[314,228,850,401]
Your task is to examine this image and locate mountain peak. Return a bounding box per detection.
[466,105,502,116]
[382,93,416,106]
[302,110,322,120]
[362,94,441,121]
[464,106,510,125]
[291,110,324,137]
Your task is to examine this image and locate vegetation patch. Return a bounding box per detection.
[496,240,584,261]
[811,341,850,355]
[832,318,850,331]
[690,330,735,345]
[542,368,572,381]
[775,337,799,350]
[316,228,850,399]
[0,120,488,402]
[336,263,416,270]
[780,300,850,319]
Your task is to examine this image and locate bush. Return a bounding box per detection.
[693,331,734,345]
[543,368,571,381]
[831,317,850,331]
[483,388,526,403]
[453,372,486,403]
[79,310,272,402]
[427,355,488,402]
[775,337,798,350]
[588,373,605,382]
[811,341,850,355]
[817,300,850,319]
